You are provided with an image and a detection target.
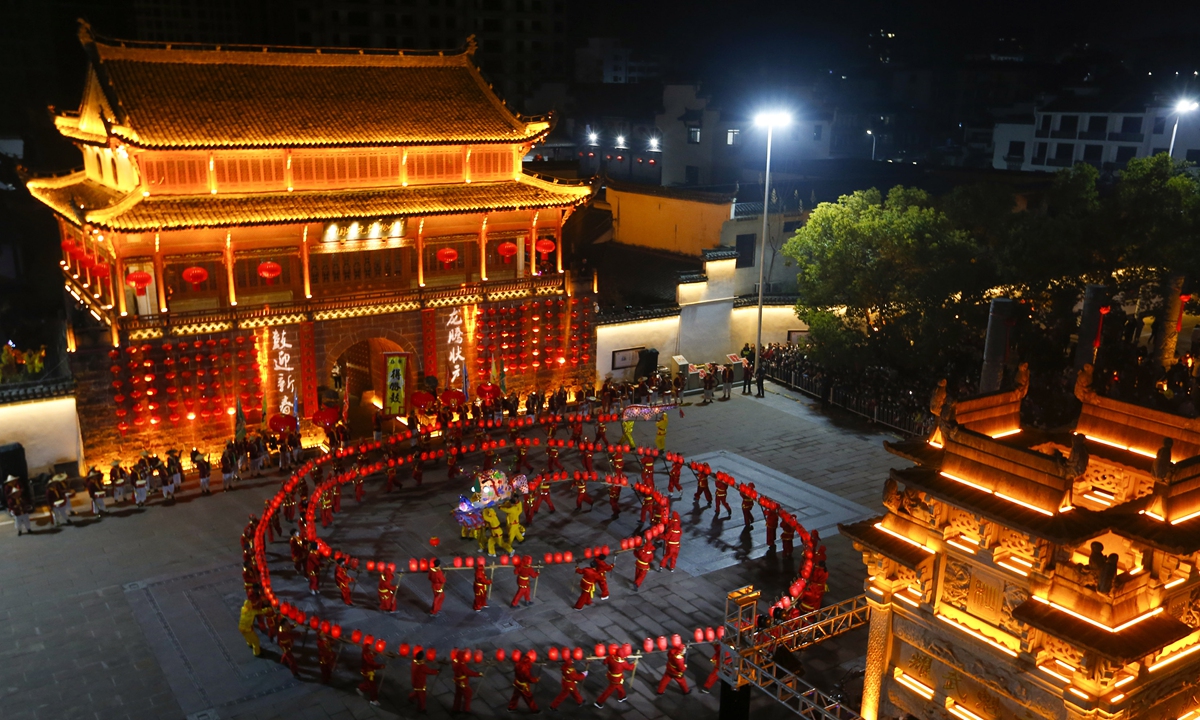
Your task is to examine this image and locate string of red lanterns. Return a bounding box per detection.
[248,421,818,678]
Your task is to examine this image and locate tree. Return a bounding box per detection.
[783,186,988,377]
[1111,154,1200,368]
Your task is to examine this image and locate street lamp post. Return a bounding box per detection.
[866,129,877,161]
[1169,100,1199,158]
[752,111,791,395]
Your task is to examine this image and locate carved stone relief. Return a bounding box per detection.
[1000,582,1030,639]
[942,559,971,611]
[892,615,1066,720]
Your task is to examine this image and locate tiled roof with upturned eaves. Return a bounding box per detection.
[80,33,548,149]
[26,172,591,231]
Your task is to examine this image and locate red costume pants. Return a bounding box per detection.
[596,681,626,705]
[661,548,679,571]
[551,687,583,709]
[408,688,427,710]
[512,585,532,607]
[508,688,538,711]
[431,590,445,615]
[573,590,594,610]
[359,677,379,701]
[694,485,712,504]
[575,490,594,510]
[453,686,474,713]
[634,566,649,587]
[657,673,689,694]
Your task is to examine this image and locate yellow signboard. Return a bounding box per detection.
[384,353,407,417]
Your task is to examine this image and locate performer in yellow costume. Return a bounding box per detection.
[655,413,669,452]
[502,499,526,545]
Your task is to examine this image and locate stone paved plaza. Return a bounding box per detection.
[0,384,902,720]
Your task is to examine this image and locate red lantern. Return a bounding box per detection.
[436,247,459,268]
[497,241,519,264]
[181,266,209,290]
[257,261,282,284]
[125,270,152,296]
[535,238,556,260]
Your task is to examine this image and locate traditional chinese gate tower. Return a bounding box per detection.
[27,22,594,463]
[841,364,1200,720]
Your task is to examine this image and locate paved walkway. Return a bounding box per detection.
[0,383,901,720]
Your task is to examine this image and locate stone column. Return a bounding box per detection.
[1154,272,1186,370]
[1074,283,1109,370]
[860,598,894,720]
[979,298,1014,394]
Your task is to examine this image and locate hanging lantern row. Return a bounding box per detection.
[472,296,594,372]
[108,334,263,434]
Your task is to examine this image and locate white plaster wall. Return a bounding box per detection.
[595,316,680,382]
[678,299,734,363]
[0,396,83,475]
[731,305,805,346]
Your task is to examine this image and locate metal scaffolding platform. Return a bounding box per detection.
[719,587,871,719]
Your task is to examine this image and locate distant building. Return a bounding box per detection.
[574,38,660,85]
[654,85,832,186]
[993,92,1200,172]
[602,179,800,295]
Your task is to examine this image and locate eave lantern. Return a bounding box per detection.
[497,241,518,264]
[181,266,209,290]
[535,238,556,261]
[257,261,282,285]
[436,247,459,269]
[125,270,152,296]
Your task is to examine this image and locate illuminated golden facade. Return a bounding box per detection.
[27,23,594,464]
[842,364,1200,720]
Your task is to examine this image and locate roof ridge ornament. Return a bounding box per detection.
[465,34,478,56]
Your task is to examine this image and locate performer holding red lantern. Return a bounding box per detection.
[656,641,689,695]
[511,555,538,607]
[472,564,492,611]
[594,651,636,707]
[573,561,601,610]
[594,553,614,600]
[452,649,483,713]
[633,540,655,590]
[357,644,385,706]
[740,483,757,527]
[428,558,447,616]
[550,658,588,710]
[407,649,438,711]
[571,472,595,511]
[317,630,338,684]
[334,559,354,605]
[378,569,397,612]
[507,652,540,712]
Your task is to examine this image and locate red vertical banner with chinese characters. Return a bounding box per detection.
[298,321,318,418]
[421,308,438,383]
